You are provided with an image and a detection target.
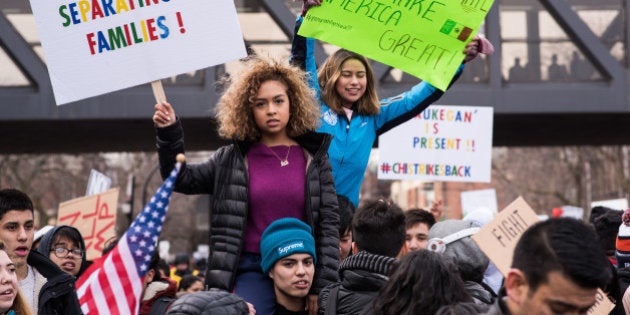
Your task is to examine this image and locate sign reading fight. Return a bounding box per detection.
[57,188,119,260]
[298,0,494,90]
[28,0,246,105]
[471,197,539,276]
[378,105,493,182]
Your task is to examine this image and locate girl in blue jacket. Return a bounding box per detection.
[292,2,492,206]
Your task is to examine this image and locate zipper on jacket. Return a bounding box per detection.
[340,115,351,167]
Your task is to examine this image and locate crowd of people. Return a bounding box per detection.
[1,1,622,315]
[0,187,627,315]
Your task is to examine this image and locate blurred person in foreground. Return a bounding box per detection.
[485,218,610,315]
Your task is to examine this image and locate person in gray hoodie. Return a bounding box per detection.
[36,225,87,279]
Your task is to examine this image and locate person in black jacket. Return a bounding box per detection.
[167,289,252,315]
[317,198,405,315]
[0,188,82,315]
[153,55,339,315]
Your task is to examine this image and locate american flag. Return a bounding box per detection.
[76,162,181,314]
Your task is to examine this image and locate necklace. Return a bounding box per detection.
[266,145,291,167]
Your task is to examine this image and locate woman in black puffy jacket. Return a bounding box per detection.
[153,56,339,315]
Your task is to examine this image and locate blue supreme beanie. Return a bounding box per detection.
[260,218,317,274]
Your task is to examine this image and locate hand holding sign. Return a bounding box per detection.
[153,102,176,128]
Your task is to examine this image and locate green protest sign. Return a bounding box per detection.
[298,0,494,90]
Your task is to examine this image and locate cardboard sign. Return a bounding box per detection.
[58,188,119,260]
[28,0,247,105]
[378,105,493,182]
[473,197,614,314]
[587,289,615,315]
[471,196,539,276]
[298,0,495,90]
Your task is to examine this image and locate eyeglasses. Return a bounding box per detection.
[50,247,84,258]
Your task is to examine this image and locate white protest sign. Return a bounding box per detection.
[461,188,498,218]
[86,169,112,196]
[28,0,247,105]
[591,198,628,211]
[378,105,493,182]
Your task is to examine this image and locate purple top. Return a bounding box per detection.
[243,143,307,253]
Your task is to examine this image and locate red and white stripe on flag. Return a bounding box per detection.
[76,161,181,314]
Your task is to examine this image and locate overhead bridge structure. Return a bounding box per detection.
[1,0,630,154]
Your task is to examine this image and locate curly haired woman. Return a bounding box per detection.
[153,55,339,315]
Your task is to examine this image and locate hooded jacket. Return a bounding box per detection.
[317,251,397,315]
[139,277,178,315]
[36,225,88,279]
[156,119,340,295]
[26,250,82,315]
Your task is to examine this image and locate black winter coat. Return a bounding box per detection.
[318,251,397,315]
[27,250,82,315]
[156,120,340,294]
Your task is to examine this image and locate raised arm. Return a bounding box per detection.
[290,9,320,100]
[153,103,217,194]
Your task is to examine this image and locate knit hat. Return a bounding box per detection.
[616,223,630,268]
[260,218,316,274]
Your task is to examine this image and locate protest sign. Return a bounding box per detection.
[591,198,628,211]
[28,0,247,105]
[85,169,112,196]
[298,0,494,90]
[378,105,493,182]
[461,188,497,217]
[58,188,119,260]
[471,197,539,276]
[588,289,616,315]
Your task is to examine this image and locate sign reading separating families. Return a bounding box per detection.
[57,188,119,260]
[378,105,493,182]
[472,197,615,315]
[298,0,495,90]
[28,0,247,105]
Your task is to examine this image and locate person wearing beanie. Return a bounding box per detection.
[617,220,630,268]
[260,218,317,315]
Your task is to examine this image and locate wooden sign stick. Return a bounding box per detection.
[151,80,166,103]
